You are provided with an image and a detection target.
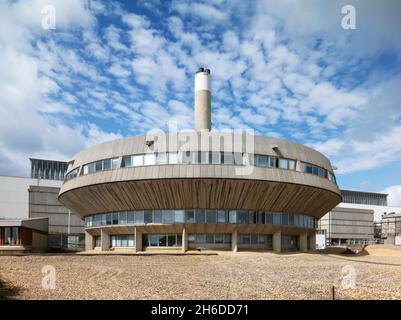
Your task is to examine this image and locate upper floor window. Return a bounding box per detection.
[65,168,79,181]
[81,157,119,176]
[301,162,328,179]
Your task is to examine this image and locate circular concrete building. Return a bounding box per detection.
[59,69,341,253]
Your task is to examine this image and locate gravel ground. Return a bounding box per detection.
[1,251,401,300]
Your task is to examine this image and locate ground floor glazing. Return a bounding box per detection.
[87,227,315,253]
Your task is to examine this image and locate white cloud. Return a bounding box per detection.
[312,126,401,174]
[108,63,131,78]
[381,185,401,207]
[172,1,228,21]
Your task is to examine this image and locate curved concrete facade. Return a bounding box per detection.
[58,132,341,253]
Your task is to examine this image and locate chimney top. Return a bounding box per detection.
[196,67,210,74]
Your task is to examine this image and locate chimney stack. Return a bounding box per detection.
[194,67,211,131]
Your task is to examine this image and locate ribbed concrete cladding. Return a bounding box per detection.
[60,177,340,220]
[59,133,341,220]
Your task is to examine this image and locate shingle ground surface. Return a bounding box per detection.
[1,250,401,300]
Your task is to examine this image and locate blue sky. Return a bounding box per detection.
[1,0,401,205]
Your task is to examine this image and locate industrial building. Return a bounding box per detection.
[317,190,401,246]
[0,159,85,254]
[381,213,401,245]
[58,68,342,253]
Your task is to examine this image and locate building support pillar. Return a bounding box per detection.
[100,229,109,251]
[85,231,94,251]
[135,227,142,253]
[299,233,308,252]
[231,229,238,252]
[182,227,188,253]
[273,231,281,252]
[308,233,316,251]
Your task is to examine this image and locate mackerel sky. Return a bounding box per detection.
[1,0,401,205]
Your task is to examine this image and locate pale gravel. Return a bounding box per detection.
[1,251,401,300]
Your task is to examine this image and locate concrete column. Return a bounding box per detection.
[100,229,109,251]
[231,230,238,252]
[273,231,281,252]
[135,228,142,253]
[299,233,308,252]
[85,231,94,251]
[308,233,316,251]
[182,227,188,253]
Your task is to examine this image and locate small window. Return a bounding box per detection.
[288,160,296,170]
[185,210,195,223]
[249,211,257,224]
[289,214,295,226]
[237,211,248,224]
[195,234,206,244]
[269,157,278,168]
[153,211,162,223]
[112,158,119,169]
[256,155,268,167]
[95,161,103,172]
[195,209,205,223]
[83,165,89,175]
[278,159,288,169]
[258,212,265,224]
[312,166,319,176]
[103,159,112,170]
[206,210,217,223]
[206,234,214,244]
[224,234,231,244]
[149,235,159,246]
[282,213,289,225]
[180,151,192,164]
[194,151,208,164]
[144,154,155,165]
[233,153,243,165]
[168,235,177,246]
[132,155,143,166]
[122,155,132,167]
[112,213,119,225]
[222,153,234,164]
[228,210,237,223]
[134,211,144,224]
[215,234,224,244]
[168,153,178,164]
[265,212,273,224]
[159,235,167,246]
[188,235,195,243]
[258,235,267,244]
[163,210,174,224]
[127,212,135,224]
[210,152,221,164]
[241,234,250,244]
[174,210,185,223]
[156,153,168,165]
[144,211,153,224]
[273,213,281,225]
[176,235,182,246]
[217,210,226,223]
[88,162,96,173]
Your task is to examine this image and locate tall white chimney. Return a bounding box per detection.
[194,67,211,131]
